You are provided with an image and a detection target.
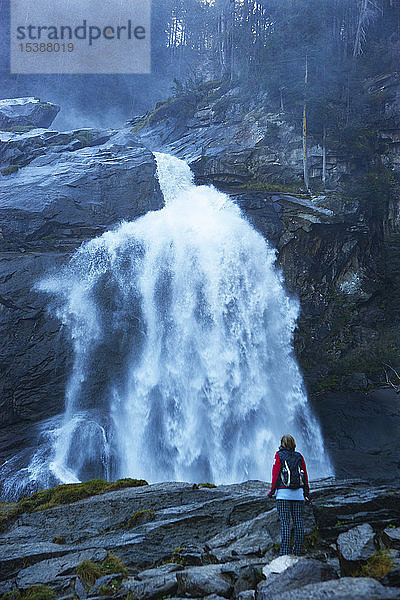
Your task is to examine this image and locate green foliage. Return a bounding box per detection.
[197,483,217,489]
[76,560,102,587]
[76,552,128,586]
[343,168,394,218]
[1,586,55,600]
[1,164,20,176]
[354,549,395,580]
[316,375,339,392]
[97,586,111,596]
[0,478,148,533]
[335,520,345,527]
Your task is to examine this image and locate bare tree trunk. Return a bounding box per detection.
[280,87,284,112]
[302,55,310,194]
[322,125,327,187]
[353,0,369,58]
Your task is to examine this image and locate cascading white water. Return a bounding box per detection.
[2,153,333,495]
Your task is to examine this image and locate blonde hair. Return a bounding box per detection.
[281,434,296,450]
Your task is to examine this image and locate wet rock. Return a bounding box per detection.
[384,528,400,550]
[0,479,399,595]
[0,580,13,595]
[311,389,400,485]
[258,557,338,600]
[207,501,314,562]
[0,540,77,580]
[236,592,255,600]
[382,566,400,587]
[0,129,163,473]
[264,577,400,599]
[337,523,376,575]
[232,565,262,597]
[123,572,178,600]
[176,565,233,598]
[205,510,279,561]
[340,372,369,391]
[0,98,60,130]
[136,564,184,580]
[16,548,107,587]
[311,480,400,543]
[0,128,112,169]
[88,574,123,596]
[262,555,300,577]
[75,576,88,600]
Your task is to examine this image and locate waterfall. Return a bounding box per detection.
[1,153,332,497]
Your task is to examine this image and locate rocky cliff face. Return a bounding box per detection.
[1,82,400,488]
[130,79,400,392]
[0,100,163,470]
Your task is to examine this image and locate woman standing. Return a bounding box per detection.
[267,434,310,556]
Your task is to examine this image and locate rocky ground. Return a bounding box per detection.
[0,479,400,600]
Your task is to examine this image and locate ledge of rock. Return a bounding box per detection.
[0,98,60,131]
[0,479,400,599]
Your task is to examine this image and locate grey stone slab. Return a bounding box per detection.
[176,565,233,598]
[16,548,107,587]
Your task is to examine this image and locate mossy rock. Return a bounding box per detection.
[1,164,20,176]
[73,130,95,145]
[116,508,155,530]
[0,478,148,533]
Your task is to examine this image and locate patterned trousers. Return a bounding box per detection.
[276,499,305,556]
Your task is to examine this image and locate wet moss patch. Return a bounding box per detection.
[76,553,128,586]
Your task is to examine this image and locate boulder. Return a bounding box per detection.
[236,592,255,600]
[262,555,300,577]
[205,510,280,561]
[379,550,400,588]
[382,565,400,587]
[136,563,184,580]
[0,98,60,130]
[123,572,178,600]
[88,573,123,596]
[176,565,233,598]
[257,557,338,600]
[232,565,262,597]
[337,523,376,575]
[263,577,400,599]
[383,528,400,550]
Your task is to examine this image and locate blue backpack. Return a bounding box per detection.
[278,449,305,490]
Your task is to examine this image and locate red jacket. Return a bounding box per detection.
[268,449,310,497]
